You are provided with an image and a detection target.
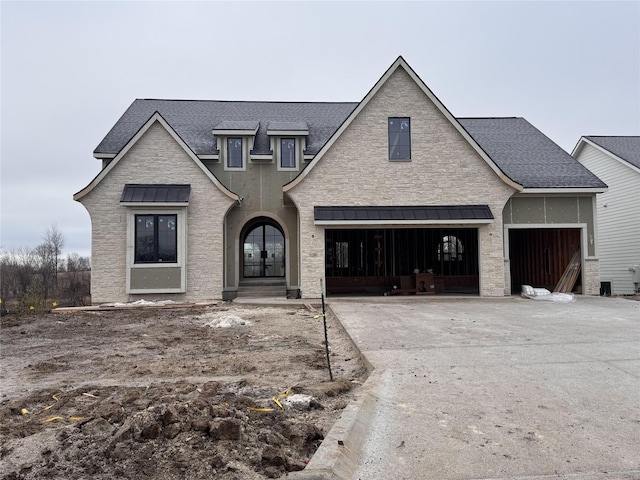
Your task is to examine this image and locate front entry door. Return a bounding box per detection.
[243,223,285,278]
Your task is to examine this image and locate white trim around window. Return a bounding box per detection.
[277,137,300,171]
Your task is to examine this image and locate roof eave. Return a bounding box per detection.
[314,219,493,226]
[519,187,608,194]
[93,152,116,159]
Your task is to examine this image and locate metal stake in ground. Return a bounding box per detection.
[320,279,333,381]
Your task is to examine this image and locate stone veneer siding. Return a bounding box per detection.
[78,121,236,304]
[287,67,516,298]
[584,258,600,296]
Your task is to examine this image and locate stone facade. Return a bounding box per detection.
[287,67,516,298]
[78,60,604,302]
[77,121,236,304]
[584,258,600,296]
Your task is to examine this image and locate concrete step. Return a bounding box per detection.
[238,278,287,298]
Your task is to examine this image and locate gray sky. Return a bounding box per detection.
[2,1,639,258]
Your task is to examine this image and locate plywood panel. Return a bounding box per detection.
[509,228,580,292]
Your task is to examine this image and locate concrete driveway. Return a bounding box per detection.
[302,295,640,479]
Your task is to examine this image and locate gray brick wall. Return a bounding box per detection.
[288,68,516,298]
[78,121,236,304]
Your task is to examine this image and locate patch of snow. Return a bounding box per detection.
[111,299,177,308]
[283,394,316,411]
[203,314,251,328]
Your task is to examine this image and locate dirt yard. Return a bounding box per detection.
[0,303,367,479]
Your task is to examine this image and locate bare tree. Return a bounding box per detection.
[44,225,65,285]
[66,252,90,272]
[34,225,65,299]
[0,246,37,301]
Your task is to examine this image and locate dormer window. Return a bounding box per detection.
[280,138,296,169]
[227,138,243,168]
[212,121,259,171]
[267,121,308,172]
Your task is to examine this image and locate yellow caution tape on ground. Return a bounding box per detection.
[313,314,325,319]
[272,397,284,411]
[68,417,85,421]
[249,387,292,413]
[278,387,292,399]
[42,416,63,423]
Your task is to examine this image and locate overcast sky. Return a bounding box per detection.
[1,1,638,258]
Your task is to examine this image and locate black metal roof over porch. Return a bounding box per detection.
[314,205,494,224]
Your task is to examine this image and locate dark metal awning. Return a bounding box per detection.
[120,184,191,204]
[314,205,494,224]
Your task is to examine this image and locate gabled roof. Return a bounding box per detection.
[94,100,357,158]
[90,58,605,193]
[75,112,239,201]
[573,136,640,170]
[459,118,607,190]
[284,56,522,193]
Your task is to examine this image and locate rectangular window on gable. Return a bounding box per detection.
[388,117,411,160]
[280,138,296,169]
[135,214,177,263]
[227,137,243,168]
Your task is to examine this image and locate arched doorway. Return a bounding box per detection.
[241,218,285,278]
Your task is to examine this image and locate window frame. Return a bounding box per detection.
[388,117,411,161]
[126,207,187,294]
[279,137,297,170]
[134,213,178,264]
[226,137,244,170]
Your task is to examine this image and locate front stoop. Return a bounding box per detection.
[236,278,287,298]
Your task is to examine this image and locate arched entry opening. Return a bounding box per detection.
[241,218,285,278]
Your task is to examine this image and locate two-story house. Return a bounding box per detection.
[74,57,606,303]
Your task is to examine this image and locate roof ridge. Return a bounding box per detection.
[135,98,359,105]
[457,116,522,120]
[586,135,640,139]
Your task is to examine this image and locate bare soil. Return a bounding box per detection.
[0,303,367,479]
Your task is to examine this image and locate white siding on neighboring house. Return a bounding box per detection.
[577,143,640,294]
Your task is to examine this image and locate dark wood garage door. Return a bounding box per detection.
[509,228,581,293]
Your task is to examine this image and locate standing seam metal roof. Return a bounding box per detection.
[314,205,494,222]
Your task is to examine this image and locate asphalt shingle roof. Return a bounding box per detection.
[95,100,605,190]
[459,118,606,189]
[584,136,640,170]
[94,100,358,157]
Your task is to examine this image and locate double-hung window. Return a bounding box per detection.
[135,214,177,263]
[227,138,243,168]
[280,138,296,169]
[388,117,411,160]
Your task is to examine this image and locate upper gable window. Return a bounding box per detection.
[388,117,411,160]
[280,138,296,169]
[227,138,243,168]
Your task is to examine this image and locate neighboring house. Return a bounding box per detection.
[573,136,640,295]
[74,57,606,303]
